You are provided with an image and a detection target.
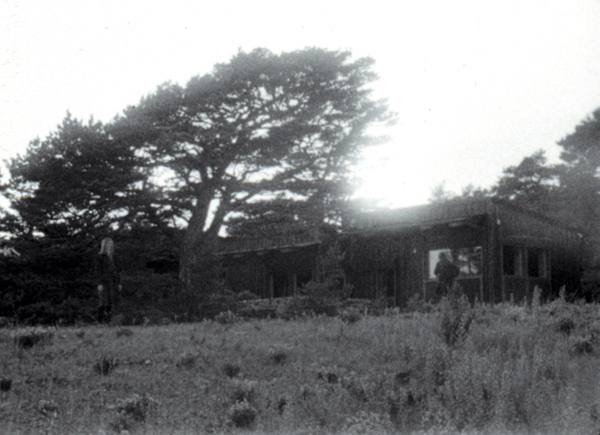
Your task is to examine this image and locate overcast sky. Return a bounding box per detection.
[2,0,600,208]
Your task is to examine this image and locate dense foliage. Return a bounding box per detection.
[0,48,394,321]
[0,48,394,317]
[112,48,394,294]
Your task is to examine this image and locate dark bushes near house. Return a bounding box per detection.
[198,290,239,320]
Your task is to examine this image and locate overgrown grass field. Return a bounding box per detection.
[0,296,599,434]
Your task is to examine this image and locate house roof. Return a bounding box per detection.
[344,197,581,235]
[217,232,320,255]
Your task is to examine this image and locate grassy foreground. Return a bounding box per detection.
[0,298,599,435]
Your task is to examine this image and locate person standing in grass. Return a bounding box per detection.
[96,237,121,323]
[434,252,460,296]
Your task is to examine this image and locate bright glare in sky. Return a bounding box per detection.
[2,0,600,208]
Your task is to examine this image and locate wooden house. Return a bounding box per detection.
[342,198,583,304]
[218,233,320,299]
[218,198,584,305]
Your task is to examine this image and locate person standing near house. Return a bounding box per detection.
[434,252,460,296]
[97,237,121,323]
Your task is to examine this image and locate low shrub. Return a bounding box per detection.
[229,379,257,403]
[94,356,118,375]
[13,328,54,349]
[110,394,156,433]
[571,335,594,355]
[37,399,59,419]
[228,399,257,428]
[215,310,239,325]
[555,317,576,335]
[0,378,12,392]
[439,293,474,347]
[115,327,134,338]
[235,290,260,301]
[223,362,241,378]
[176,352,198,369]
[266,347,289,365]
[199,290,239,320]
[339,307,362,324]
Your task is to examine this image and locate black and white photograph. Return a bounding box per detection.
[1,1,599,433]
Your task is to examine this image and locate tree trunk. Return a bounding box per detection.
[178,189,229,297]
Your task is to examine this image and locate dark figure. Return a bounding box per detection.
[97,238,121,323]
[434,252,460,296]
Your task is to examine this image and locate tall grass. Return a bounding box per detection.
[0,297,598,434]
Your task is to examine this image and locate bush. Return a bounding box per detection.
[299,242,353,314]
[115,327,134,338]
[176,352,198,369]
[215,310,239,325]
[235,290,260,301]
[571,335,594,355]
[223,362,241,378]
[198,290,239,320]
[266,347,289,365]
[229,379,257,403]
[13,328,54,349]
[228,399,257,428]
[339,307,363,324]
[110,394,156,433]
[94,356,118,375]
[0,378,12,392]
[439,292,474,347]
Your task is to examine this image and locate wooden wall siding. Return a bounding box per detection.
[221,244,319,297]
[497,205,581,254]
[217,233,320,254]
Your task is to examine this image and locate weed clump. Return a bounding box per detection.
[94,356,118,375]
[318,371,339,384]
[229,379,257,403]
[223,362,241,378]
[176,352,198,369]
[439,292,474,347]
[228,399,257,428]
[215,310,239,325]
[339,307,362,324]
[110,394,156,433]
[267,347,288,365]
[555,317,576,335]
[37,399,59,418]
[0,378,12,392]
[13,328,54,349]
[571,335,594,355]
[115,327,134,338]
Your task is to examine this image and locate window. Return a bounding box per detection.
[503,246,522,276]
[455,247,482,276]
[429,249,452,279]
[528,249,547,278]
[428,247,482,279]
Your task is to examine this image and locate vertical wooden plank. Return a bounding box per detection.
[524,248,530,304]
[484,206,502,303]
[293,273,297,297]
[393,266,398,306]
[500,245,505,302]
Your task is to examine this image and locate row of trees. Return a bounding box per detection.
[0,48,395,321]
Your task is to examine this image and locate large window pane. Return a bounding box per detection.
[428,247,482,279]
